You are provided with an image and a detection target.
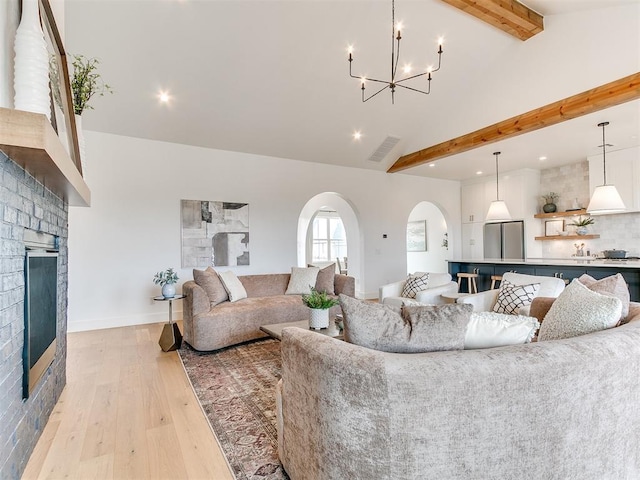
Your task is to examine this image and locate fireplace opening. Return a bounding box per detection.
[23,230,59,399]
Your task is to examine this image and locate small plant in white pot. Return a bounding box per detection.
[153,268,179,298]
[569,215,595,235]
[302,287,339,330]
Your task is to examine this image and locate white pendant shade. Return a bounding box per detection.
[485,200,512,222]
[587,184,626,215]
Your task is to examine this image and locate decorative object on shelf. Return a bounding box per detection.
[13,0,50,119]
[587,121,626,214]
[574,242,585,257]
[302,287,339,330]
[569,215,594,236]
[486,151,512,222]
[347,0,444,104]
[153,267,179,298]
[541,192,559,213]
[545,219,564,237]
[441,232,448,249]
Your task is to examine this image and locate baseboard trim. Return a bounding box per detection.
[68,310,183,333]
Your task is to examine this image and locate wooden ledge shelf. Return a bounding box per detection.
[0,107,90,207]
[534,209,587,219]
[535,234,600,241]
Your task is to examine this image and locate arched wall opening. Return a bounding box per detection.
[406,201,450,274]
[297,192,363,297]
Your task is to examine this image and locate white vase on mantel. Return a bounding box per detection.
[13,0,50,119]
[74,114,87,177]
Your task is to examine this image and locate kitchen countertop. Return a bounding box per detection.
[447,258,640,269]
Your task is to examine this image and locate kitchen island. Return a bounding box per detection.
[448,258,640,301]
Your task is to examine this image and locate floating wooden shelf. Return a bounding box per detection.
[535,234,600,241]
[534,209,587,219]
[0,107,90,207]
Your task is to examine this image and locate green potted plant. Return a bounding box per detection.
[569,215,595,235]
[153,267,179,298]
[541,192,559,213]
[302,287,339,330]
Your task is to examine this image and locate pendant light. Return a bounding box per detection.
[485,151,512,222]
[587,121,626,215]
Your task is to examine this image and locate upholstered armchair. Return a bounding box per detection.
[379,272,458,306]
[456,272,566,314]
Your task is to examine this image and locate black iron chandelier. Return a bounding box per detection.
[348,0,444,104]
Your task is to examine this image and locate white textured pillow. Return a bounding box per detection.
[493,280,540,315]
[285,267,320,295]
[464,312,540,349]
[401,273,430,298]
[538,279,622,341]
[217,270,248,302]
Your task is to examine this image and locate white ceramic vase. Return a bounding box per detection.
[14,0,50,119]
[162,283,176,299]
[75,114,87,176]
[309,308,329,330]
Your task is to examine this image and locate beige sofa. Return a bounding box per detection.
[276,299,640,479]
[182,273,355,351]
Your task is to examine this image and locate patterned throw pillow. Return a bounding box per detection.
[401,273,430,299]
[493,280,540,315]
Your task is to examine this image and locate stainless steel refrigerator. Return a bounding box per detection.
[483,221,525,260]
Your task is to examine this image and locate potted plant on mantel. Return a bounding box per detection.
[153,268,179,298]
[302,287,339,330]
[569,215,595,235]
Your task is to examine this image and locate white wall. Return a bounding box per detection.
[406,202,450,274]
[68,131,461,331]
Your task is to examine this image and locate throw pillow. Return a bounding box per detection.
[537,279,622,341]
[193,267,229,306]
[578,273,630,320]
[493,280,540,315]
[339,294,472,353]
[308,263,336,295]
[285,267,320,295]
[401,273,430,299]
[464,312,540,350]
[217,270,248,303]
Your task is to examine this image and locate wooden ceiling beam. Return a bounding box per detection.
[441,0,543,41]
[387,72,640,173]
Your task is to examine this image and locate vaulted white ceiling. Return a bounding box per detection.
[64,0,640,181]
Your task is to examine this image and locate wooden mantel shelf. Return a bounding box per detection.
[535,234,600,241]
[534,209,587,219]
[0,107,90,207]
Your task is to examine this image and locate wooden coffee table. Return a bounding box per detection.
[260,320,343,341]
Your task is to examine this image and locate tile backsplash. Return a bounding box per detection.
[540,160,640,258]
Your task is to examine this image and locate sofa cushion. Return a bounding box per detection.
[401,273,430,299]
[578,273,630,320]
[218,270,248,302]
[464,312,540,349]
[285,267,320,295]
[339,294,472,353]
[538,279,622,341]
[313,264,336,295]
[493,280,540,315]
[193,267,229,306]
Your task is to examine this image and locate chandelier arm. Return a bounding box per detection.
[602,122,607,184]
[395,82,431,95]
[363,84,391,102]
[430,50,443,73]
[392,37,401,82]
[395,71,429,83]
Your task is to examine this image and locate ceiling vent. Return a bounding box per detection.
[367,136,401,163]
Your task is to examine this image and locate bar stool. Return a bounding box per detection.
[490,275,503,290]
[457,272,478,294]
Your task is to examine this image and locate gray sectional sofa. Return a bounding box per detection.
[182,272,355,351]
[276,298,640,479]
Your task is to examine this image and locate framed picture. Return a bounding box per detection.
[407,220,427,252]
[545,219,565,236]
[39,0,81,174]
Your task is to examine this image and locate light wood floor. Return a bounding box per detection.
[22,322,234,480]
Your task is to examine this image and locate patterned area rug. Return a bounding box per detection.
[178,339,289,480]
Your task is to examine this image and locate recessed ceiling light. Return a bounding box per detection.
[428,163,436,168]
[158,91,171,104]
[352,131,362,140]
[476,171,483,175]
[539,156,547,161]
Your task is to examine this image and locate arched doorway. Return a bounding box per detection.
[406,201,449,274]
[297,193,362,297]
